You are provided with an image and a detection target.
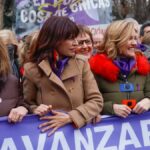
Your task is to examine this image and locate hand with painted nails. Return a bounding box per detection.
[8,106,28,123]
[39,110,72,137]
[33,104,52,116]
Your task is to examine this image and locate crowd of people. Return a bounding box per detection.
[1,16,150,136]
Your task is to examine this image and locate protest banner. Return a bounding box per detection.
[15,0,112,37]
[1,112,150,150]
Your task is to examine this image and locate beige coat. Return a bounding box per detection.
[23,56,103,128]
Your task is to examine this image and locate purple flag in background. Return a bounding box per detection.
[15,0,112,37]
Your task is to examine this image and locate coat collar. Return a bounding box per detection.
[38,57,80,95]
[89,53,150,82]
[38,58,80,80]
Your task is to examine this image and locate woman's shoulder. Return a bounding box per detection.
[2,74,19,91]
[24,62,37,71]
[23,62,41,79]
[7,74,19,83]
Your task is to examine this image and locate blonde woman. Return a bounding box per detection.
[89,20,150,118]
[0,29,20,79]
[0,37,28,122]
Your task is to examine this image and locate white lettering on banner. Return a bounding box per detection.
[33,0,40,6]
[1,119,150,149]
[18,0,111,24]
[22,136,34,150]
[104,0,110,7]
[90,0,98,9]
[69,3,78,13]
[20,9,45,23]
[94,125,117,150]
[140,119,150,146]
[22,134,47,150]
[28,10,37,23]
[98,0,110,8]
[36,133,47,150]
[37,11,46,23]
[74,128,94,150]
[20,9,28,23]
[54,8,68,16]
[70,0,110,12]
[1,138,17,150]
[33,0,46,6]
[119,123,141,150]
[78,0,91,11]
[51,131,70,150]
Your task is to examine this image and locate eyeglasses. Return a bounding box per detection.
[77,39,92,46]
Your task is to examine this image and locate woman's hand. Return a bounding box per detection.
[92,115,101,124]
[33,104,52,116]
[133,98,150,114]
[8,106,28,123]
[39,110,72,136]
[113,104,132,118]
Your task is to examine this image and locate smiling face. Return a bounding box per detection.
[118,29,138,58]
[76,33,93,58]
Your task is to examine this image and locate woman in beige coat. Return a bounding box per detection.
[23,16,103,136]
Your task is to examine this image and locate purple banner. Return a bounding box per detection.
[1,112,150,149]
[15,0,112,37]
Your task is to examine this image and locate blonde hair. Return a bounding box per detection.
[0,29,18,46]
[101,20,137,59]
[0,37,11,76]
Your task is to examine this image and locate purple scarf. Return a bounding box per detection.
[113,57,136,76]
[50,57,69,78]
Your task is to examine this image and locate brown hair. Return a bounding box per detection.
[142,33,150,46]
[28,16,79,62]
[19,31,39,65]
[77,24,93,44]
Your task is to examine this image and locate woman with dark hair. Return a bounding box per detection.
[23,16,103,136]
[0,37,28,122]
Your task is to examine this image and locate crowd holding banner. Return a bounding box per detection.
[0,1,147,150]
[1,112,150,150]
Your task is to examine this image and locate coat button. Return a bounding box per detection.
[69,87,74,93]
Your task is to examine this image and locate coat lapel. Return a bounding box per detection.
[61,58,81,81]
[38,59,69,95]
